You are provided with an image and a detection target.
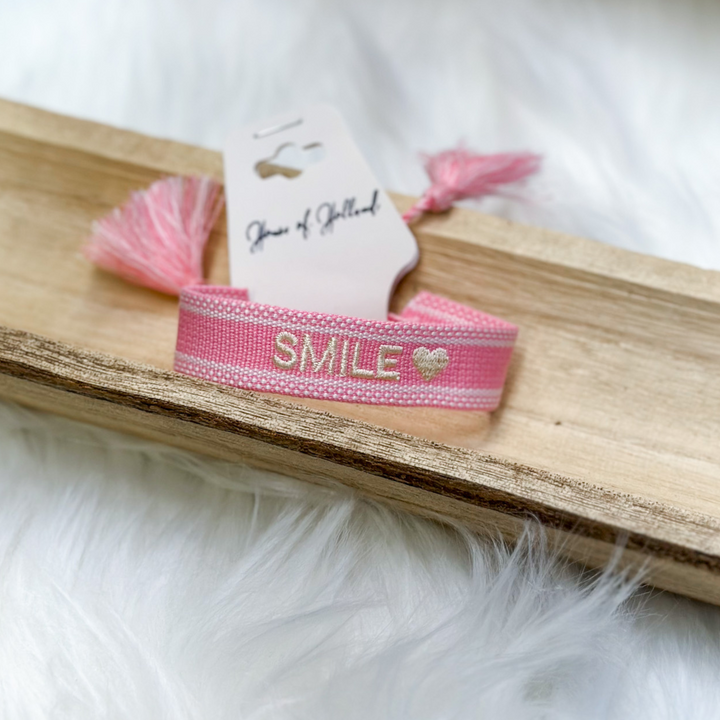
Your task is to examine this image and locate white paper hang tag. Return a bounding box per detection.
[223,105,419,320]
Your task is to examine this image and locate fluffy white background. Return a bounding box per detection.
[0,0,719,716]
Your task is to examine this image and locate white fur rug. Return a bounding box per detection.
[1,0,720,716]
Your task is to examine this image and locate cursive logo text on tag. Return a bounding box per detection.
[316,190,380,235]
[246,189,380,253]
[246,221,290,253]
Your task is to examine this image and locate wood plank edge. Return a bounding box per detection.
[1,366,717,604]
[1,324,719,579]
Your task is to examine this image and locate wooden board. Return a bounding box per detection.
[1,98,719,603]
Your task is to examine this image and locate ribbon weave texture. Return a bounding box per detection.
[175,286,517,411]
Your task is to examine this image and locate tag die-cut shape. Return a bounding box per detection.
[224,105,419,320]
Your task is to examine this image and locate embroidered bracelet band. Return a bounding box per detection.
[175,285,518,411]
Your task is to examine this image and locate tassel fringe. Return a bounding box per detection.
[84,175,224,296]
[403,149,541,223]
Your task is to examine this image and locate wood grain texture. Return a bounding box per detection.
[1,98,720,602]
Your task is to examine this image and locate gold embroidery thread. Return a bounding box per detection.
[273,332,298,369]
[412,347,449,381]
[350,341,375,378]
[273,333,408,382]
[376,345,402,381]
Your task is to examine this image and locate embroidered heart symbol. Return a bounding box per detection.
[412,347,449,382]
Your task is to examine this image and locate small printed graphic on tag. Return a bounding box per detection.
[224,105,419,320]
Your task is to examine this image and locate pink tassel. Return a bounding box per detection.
[403,148,541,223]
[84,175,224,296]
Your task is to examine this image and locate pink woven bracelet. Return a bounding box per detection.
[175,285,518,411]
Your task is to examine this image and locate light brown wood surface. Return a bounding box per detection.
[1,98,719,602]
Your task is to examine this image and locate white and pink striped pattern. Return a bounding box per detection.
[175,286,518,411]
